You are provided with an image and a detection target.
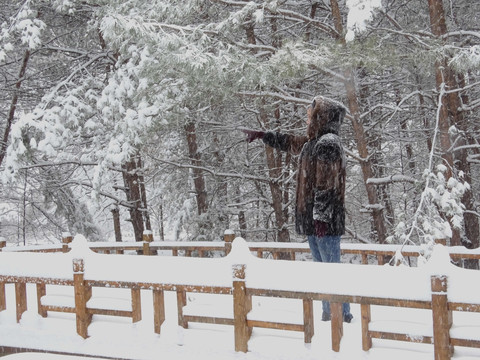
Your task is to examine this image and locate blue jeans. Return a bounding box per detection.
[308,235,351,316]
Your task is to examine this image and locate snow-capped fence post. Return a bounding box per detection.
[73,258,91,339]
[62,233,73,253]
[431,275,453,360]
[233,263,250,352]
[143,231,154,256]
[330,302,343,352]
[224,230,235,255]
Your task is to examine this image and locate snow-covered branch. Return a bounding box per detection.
[366,175,418,185]
[232,41,276,54]
[209,0,338,37]
[442,30,480,40]
[238,91,310,105]
[59,180,136,209]
[151,157,270,184]
[17,160,100,170]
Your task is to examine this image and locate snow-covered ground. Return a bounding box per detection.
[1,237,480,360]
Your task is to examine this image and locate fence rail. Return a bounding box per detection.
[0,231,480,267]
[1,233,480,267]
[0,236,480,360]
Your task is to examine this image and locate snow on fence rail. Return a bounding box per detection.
[1,235,480,360]
[1,232,480,267]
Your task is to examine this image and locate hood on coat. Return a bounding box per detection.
[307,96,346,139]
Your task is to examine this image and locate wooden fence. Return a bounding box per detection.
[1,232,480,267]
[0,237,479,360]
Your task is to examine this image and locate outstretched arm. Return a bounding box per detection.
[262,132,308,155]
[242,129,265,143]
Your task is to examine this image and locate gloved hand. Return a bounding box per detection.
[242,129,265,143]
[314,220,328,238]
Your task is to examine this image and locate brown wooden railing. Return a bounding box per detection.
[1,232,479,268]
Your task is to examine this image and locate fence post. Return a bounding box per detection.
[153,289,165,334]
[233,264,249,352]
[377,255,385,265]
[361,303,372,351]
[330,302,343,352]
[131,288,142,322]
[177,288,188,329]
[361,253,368,265]
[0,281,5,311]
[224,230,235,255]
[143,231,154,256]
[73,258,91,339]
[62,233,73,253]
[0,241,5,313]
[36,283,47,317]
[15,282,27,323]
[303,299,314,343]
[431,275,453,360]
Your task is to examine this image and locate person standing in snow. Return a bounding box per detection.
[243,96,353,323]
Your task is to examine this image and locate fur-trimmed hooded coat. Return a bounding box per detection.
[262,96,346,236]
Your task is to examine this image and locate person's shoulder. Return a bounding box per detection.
[314,134,343,162]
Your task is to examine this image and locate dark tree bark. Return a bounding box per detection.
[184,121,209,216]
[111,206,122,242]
[329,0,387,243]
[427,0,479,250]
[122,155,145,242]
[0,50,30,168]
[260,107,290,244]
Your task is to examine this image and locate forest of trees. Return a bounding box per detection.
[0,0,479,259]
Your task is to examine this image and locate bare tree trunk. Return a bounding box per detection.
[426,0,477,248]
[184,121,208,216]
[344,74,387,243]
[305,2,319,42]
[138,156,152,231]
[238,209,247,239]
[111,206,122,242]
[123,156,145,242]
[455,76,479,257]
[212,132,229,230]
[329,0,387,243]
[259,107,290,245]
[0,49,30,168]
[453,80,479,265]
[159,201,165,241]
[415,73,434,153]
[244,15,290,246]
